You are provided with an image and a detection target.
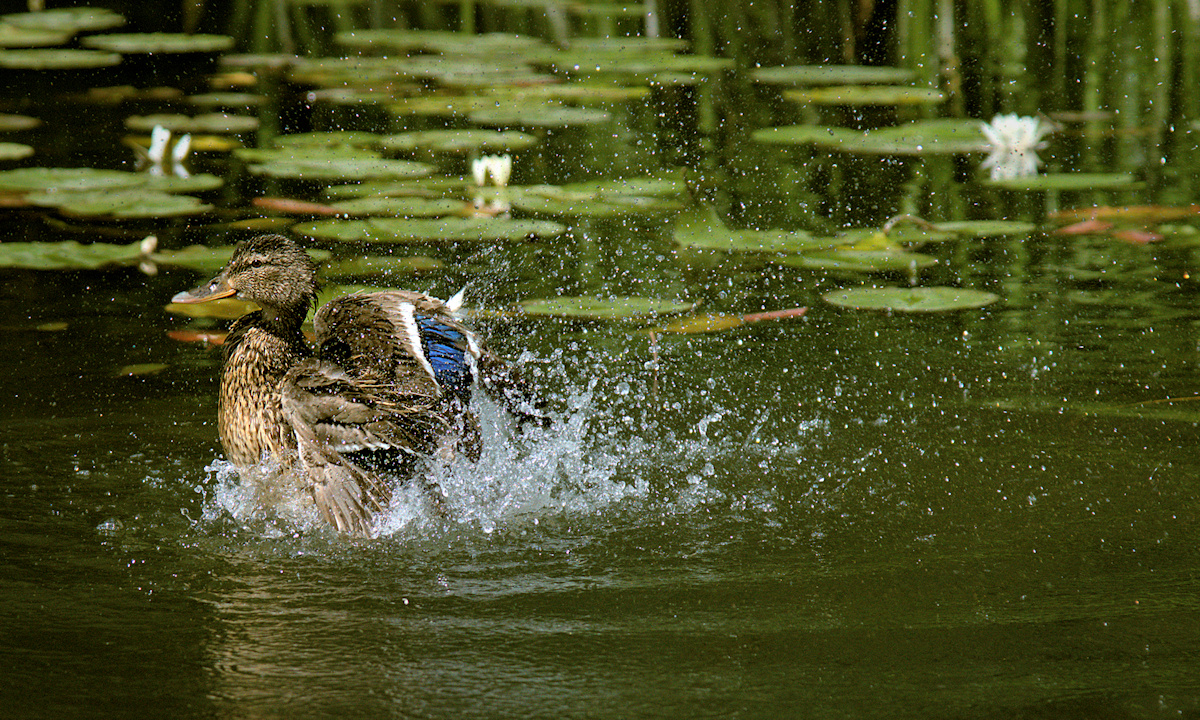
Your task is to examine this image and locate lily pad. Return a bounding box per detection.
[752,65,916,86]
[125,113,259,134]
[0,48,120,69]
[984,173,1140,191]
[754,119,988,156]
[2,8,125,33]
[469,103,611,128]
[520,295,697,321]
[823,286,999,312]
[489,83,650,104]
[0,113,40,131]
[337,29,544,55]
[0,24,73,48]
[783,85,944,106]
[779,249,938,272]
[166,296,257,319]
[0,238,147,269]
[82,33,234,54]
[26,188,212,218]
[322,177,473,199]
[556,54,734,81]
[322,255,443,277]
[388,96,505,119]
[0,167,145,193]
[934,220,1037,237]
[378,129,537,155]
[0,142,32,160]
[117,362,169,377]
[329,196,467,217]
[141,173,225,194]
[295,216,566,243]
[235,146,379,164]
[557,37,689,54]
[673,207,839,253]
[186,92,264,109]
[506,186,684,217]
[274,131,381,148]
[248,157,435,182]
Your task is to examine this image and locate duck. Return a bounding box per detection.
[171,233,544,536]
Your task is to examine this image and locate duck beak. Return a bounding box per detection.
[171,275,236,304]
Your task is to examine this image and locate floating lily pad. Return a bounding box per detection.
[657,307,809,334]
[779,249,938,272]
[142,173,224,194]
[0,167,145,193]
[656,314,746,333]
[752,65,916,86]
[934,220,1037,237]
[754,119,988,156]
[0,113,40,131]
[125,113,259,134]
[984,173,1140,191]
[469,103,611,128]
[0,142,32,160]
[378,129,537,155]
[0,238,147,269]
[489,83,650,104]
[673,207,839,254]
[823,286,999,312]
[295,216,566,243]
[235,146,379,164]
[558,37,689,54]
[26,188,212,218]
[507,185,683,217]
[388,95,504,118]
[2,8,125,33]
[82,33,234,54]
[166,296,257,319]
[330,196,467,217]
[322,177,473,199]
[249,157,435,182]
[520,295,697,321]
[322,255,443,277]
[0,48,120,69]
[557,54,734,80]
[117,362,169,377]
[274,131,382,148]
[337,29,545,55]
[570,176,687,197]
[0,24,73,48]
[186,92,264,109]
[784,85,944,106]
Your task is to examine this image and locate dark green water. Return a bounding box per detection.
[4,224,1200,718]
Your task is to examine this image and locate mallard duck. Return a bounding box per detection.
[172,233,542,535]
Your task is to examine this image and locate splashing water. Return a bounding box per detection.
[197,378,682,541]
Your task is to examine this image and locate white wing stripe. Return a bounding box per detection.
[399,302,439,383]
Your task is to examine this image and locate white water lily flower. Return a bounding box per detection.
[137,125,191,177]
[147,126,172,165]
[471,154,513,187]
[979,114,1054,180]
[471,156,488,186]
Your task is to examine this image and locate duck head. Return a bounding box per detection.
[171,234,320,321]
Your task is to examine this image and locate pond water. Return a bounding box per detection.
[4,54,1200,720]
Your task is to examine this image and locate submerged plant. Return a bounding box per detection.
[979,114,1054,180]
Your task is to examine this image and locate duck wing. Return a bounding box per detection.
[279,291,481,534]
